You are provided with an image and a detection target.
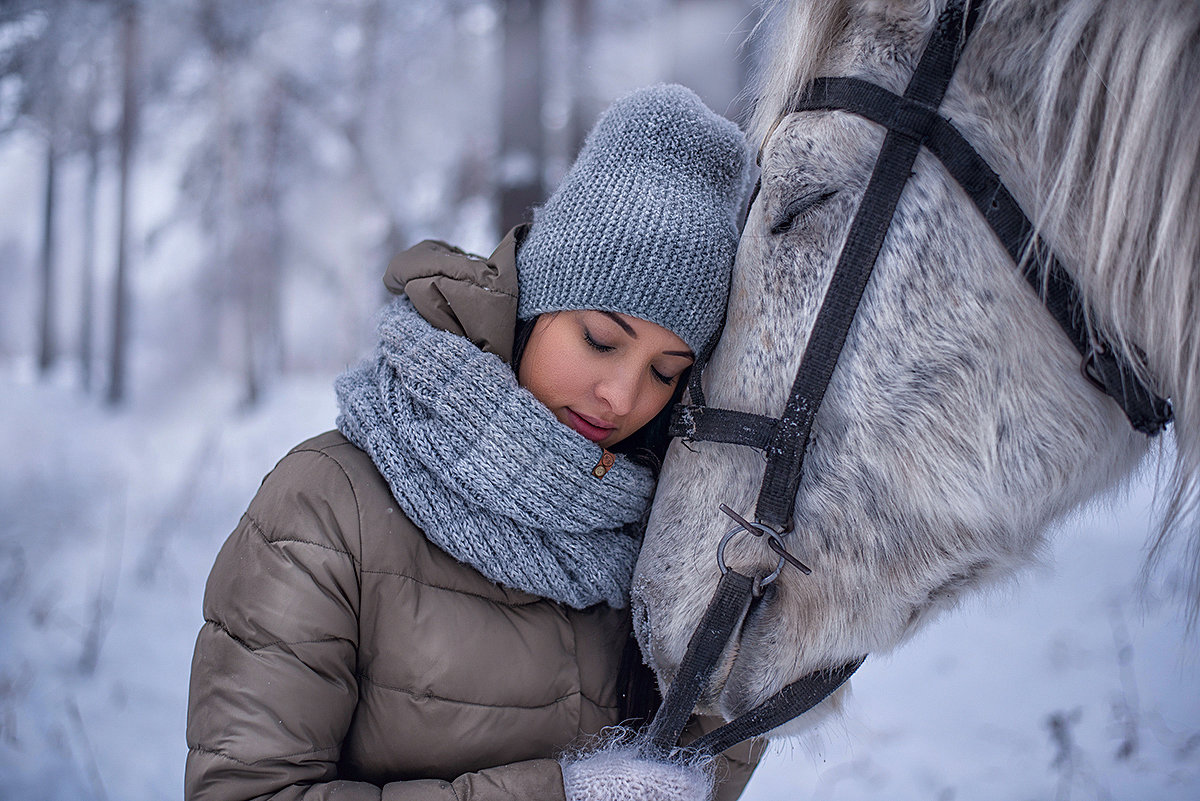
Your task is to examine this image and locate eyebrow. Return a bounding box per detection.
[602,311,694,359]
[602,311,637,337]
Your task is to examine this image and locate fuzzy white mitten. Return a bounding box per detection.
[560,729,715,801]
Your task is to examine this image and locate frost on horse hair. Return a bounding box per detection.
[632,0,1200,738]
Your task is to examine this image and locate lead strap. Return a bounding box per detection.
[644,570,755,756]
[642,563,865,759]
[689,656,866,755]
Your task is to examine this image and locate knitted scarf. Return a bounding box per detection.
[335,297,656,609]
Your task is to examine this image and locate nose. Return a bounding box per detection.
[594,364,639,417]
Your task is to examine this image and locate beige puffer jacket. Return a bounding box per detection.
[185,228,763,801]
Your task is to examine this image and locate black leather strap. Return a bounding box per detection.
[789,77,1172,435]
[641,566,866,759]
[689,656,866,755]
[668,404,777,450]
[754,0,974,531]
[644,570,755,756]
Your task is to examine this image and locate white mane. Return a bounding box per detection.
[745,0,1200,613]
[1027,0,1200,591]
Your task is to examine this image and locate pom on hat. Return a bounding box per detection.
[516,84,751,358]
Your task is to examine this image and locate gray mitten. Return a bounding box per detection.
[560,728,715,801]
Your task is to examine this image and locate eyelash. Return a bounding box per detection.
[584,330,614,352]
[585,330,676,386]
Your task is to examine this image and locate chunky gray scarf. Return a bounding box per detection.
[335,297,656,609]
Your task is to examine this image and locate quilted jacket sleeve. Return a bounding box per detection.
[184,447,568,801]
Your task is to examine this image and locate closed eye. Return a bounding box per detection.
[651,367,675,385]
[584,330,614,352]
[770,189,838,235]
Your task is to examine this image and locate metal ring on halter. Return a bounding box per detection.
[716,523,788,593]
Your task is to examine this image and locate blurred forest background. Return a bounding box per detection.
[0,0,759,408]
[3,2,1198,800]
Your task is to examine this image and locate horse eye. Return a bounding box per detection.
[770,190,838,235]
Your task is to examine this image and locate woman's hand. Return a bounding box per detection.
[560,728,715,801]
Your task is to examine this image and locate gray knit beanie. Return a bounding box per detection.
[516,83,750,357]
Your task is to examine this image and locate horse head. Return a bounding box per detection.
[633,0,1199,734]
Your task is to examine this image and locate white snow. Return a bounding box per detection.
[741,463,1200,800]
[1,370,1197,799]
[0,369,338,799]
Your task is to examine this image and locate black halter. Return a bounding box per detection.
[645,0,1173,762]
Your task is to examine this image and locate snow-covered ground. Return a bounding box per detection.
[1,369,1197,800]
[742,477,1200,800]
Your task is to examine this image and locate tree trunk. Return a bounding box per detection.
[542,0,591,191]
[80,102,101,392]
[106,1,139,406]
[239,82,285,408]
[498,0,546,231]
[569,0,593,156]
[37,140,58,375]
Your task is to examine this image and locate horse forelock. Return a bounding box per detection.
[747,0,1200,616]
[747,0,853,143]
[747,0,943,143]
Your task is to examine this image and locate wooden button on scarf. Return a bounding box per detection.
[592,450,616,479]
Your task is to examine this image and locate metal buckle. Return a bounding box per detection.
[716,504,812,595]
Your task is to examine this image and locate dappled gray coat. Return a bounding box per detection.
[185,227,762,801]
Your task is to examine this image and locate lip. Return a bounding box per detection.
[564,408,616,443]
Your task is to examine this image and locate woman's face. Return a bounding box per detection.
[518,310,694,448]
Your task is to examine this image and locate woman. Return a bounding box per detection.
[185,84,757,801]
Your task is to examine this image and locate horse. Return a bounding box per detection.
[631,0,1200,742]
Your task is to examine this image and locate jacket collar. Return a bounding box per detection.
[383,224,529,363]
